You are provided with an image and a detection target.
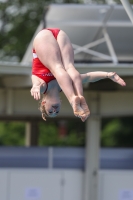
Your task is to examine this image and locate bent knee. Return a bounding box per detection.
[66,66,80,78]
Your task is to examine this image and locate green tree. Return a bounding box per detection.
[0,0,85,62]
[0,121,25,146]
[0,0,47,61]
[101,117,133,147]
[0,117,133,147]
[38,120,85,146]
[0,120,85,146]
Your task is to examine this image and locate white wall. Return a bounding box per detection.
[98,170,133,200]
[0,169,83,200]
[1,169,133,200]
[0,170,8,200]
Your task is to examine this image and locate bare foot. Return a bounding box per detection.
[71,96,84,117]
[71,96,90,122]
[80,96,90,122]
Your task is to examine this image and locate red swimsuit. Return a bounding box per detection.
[32,28,60,93]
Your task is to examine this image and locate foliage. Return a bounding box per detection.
[0,120,85,146]
[38,121,85,146]
[0,117,133,147]
[0,121,25,146]
[0,0,47,61]
[101,117,133,147]
[0,0,84,62]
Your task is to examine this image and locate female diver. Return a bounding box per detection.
[31,28,126,121]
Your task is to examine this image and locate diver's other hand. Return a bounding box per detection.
[30,85,40,100]
[108,72,126,86]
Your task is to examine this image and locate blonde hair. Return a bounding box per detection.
[38,97,49,121]
[39,95,61,121]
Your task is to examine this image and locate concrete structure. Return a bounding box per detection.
[1,147,133,200]
[1,168,133,200]
[0,4,133,200]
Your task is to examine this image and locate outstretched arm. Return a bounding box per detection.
[30,75,46,100]
[81,71,126,86]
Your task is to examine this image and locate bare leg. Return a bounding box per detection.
[33,30,87,119]
[57,30,90,121]
[57,30,83,97]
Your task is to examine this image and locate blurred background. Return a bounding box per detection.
[0,0,133,200]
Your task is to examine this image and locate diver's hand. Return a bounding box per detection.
[30,85,41,100]
[108,72,126,86]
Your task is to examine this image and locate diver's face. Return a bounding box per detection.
[42,100,61,117]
